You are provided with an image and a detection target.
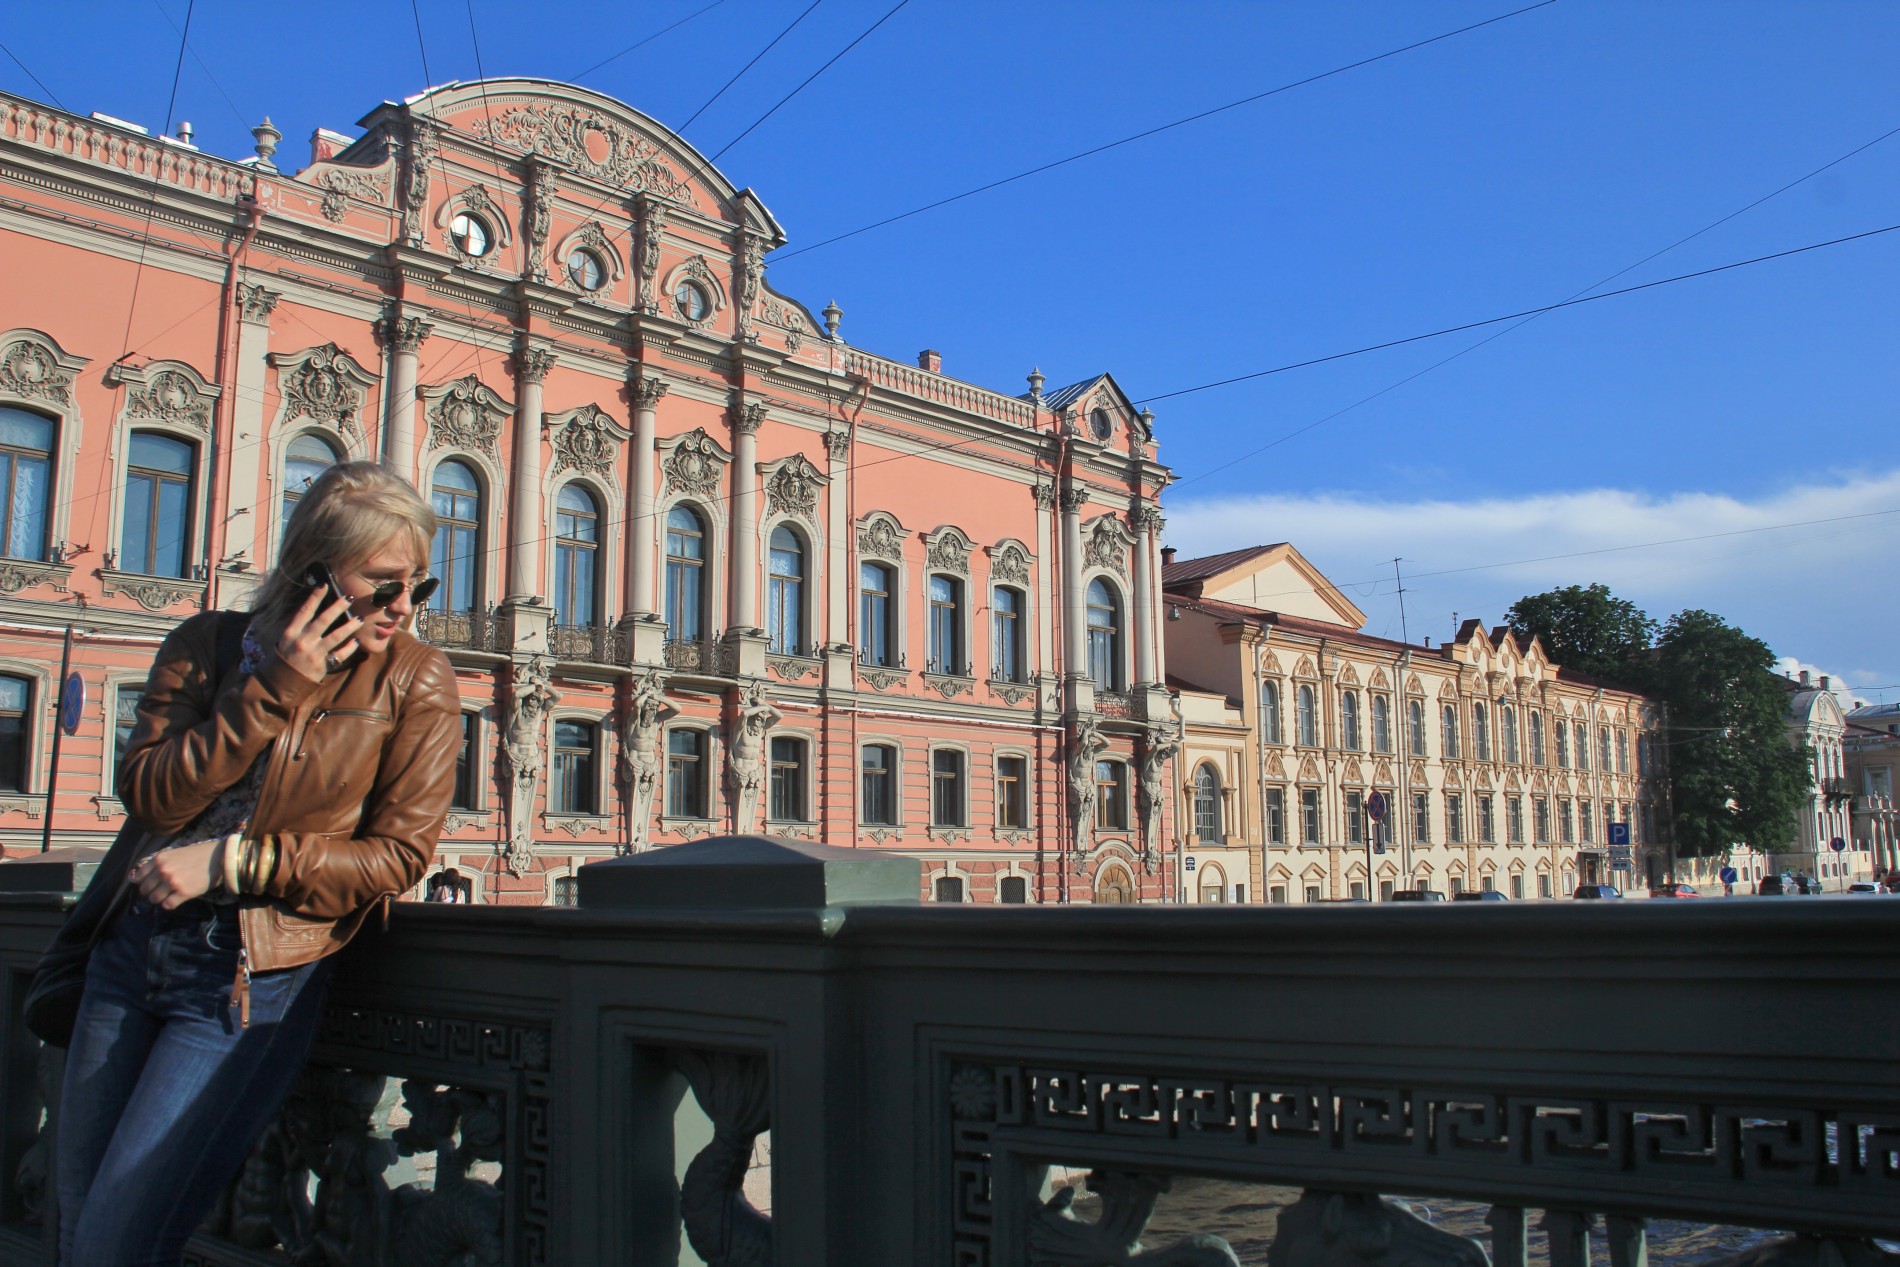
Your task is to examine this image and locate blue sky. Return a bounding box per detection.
[6,1,1896,697]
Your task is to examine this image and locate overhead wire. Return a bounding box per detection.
[0,39,66,110]
[707,0,909,161]
[676,0,824,136]
[768,0,1563,264]
[568,0,732,83]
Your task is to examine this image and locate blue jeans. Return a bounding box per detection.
[55,898,335,1267]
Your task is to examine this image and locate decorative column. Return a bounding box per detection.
[823,429,851,654]
[1130,503,1161,688]
[508,342,557,609]
[726,398,767,677]
[628,376,667,616]
[1059,484,1088,710]
[375,309,433,482]
[1033,482,1057,707]
[222,283,279,599]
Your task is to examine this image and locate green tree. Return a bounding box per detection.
[1504,583,1655,684]
[1650,609,1810,858]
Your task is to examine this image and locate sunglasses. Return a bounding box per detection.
[349,574,440,609]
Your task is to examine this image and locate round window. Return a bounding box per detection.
[1089,408,1113,441]
[567,248,606,291]
[674,279,711,322]
[450,212,492,258]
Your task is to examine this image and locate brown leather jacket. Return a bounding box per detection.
[120,611,462,972]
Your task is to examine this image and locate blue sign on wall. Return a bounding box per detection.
[1607,822,1630,847]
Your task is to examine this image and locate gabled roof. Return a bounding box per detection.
[1160,542,1365,628]
[1022,373,1148,439]
[1162,544,1287,588]
[1034,376,1104,412]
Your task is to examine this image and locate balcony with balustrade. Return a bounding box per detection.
[0,840,1893,1266]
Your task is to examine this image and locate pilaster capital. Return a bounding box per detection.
[235,282,281,326]
[633,375,670,409]
[512,344,558,384]
[822,429,851,462]
[374,311,434,353]
[1058,486,1089,515]
[1033,481,1057,511]
[1129,503,1164,534]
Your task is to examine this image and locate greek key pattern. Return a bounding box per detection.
[947,1063,1900,1266]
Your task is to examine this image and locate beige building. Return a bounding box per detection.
[1163,545,1669,903]
[1845,702,1899,877]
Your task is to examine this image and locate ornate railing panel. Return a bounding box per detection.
[549,622,623,665]
[664,635,730,676]
[415,606,505,653]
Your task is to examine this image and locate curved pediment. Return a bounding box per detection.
[399,79,782,238]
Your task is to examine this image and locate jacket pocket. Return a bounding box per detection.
[292,709,393,800]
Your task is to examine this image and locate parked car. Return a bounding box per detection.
[1757,874,1791,895]
[1389,888,1447,902]
[1648,883,1700,899]
[1572,884,1622,900]
[1791,874,1823,894]
[1452,889,1508,902]
[1846,881,1881,895]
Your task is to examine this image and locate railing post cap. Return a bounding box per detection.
[576,835,921,910]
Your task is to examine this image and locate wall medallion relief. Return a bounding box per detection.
[924,527,973,577]
[764,454,826,522]
[108,360,219,434]
[0,333,84,406]
[1083,517,1131,577]
[475,104,692,203]
[547,404,626,479]
[988,543,1031,586]
[270,344,377,441]
[856,513,907,564]
[422,375,512,460]
[660,428,731,499]
[310,166,390,222]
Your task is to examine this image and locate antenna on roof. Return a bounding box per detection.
[1391,558,1409,647]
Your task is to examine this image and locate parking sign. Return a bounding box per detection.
[1607,822,1630,847]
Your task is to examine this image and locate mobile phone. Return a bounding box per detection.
[300,563,352,633]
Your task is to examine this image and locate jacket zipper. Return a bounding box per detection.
[294,708,391,759]
[231,946,252,1028]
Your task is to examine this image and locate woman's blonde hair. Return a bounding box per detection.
[250,461,436,628]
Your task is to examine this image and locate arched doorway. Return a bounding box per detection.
[1094,862,1135,904]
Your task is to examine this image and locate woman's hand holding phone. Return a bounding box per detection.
[277,576,362,683]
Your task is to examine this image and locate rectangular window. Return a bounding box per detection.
[1539,873,1552,898]
[450,711,478,810]
[552,720,598,815]
[1450,876,1464,896]
[934,876,964,902]
[1345,790,1364,845]
[1576,722,1590,771]
[770,736,807,822]
[1481,873,1495,892]
[1265,788,1285,845]
[996,755,1028,830]
[1507,795,1524,844]
[1379,879,1395,901]
[1096,760,1127,830]
[667,729,707,819]
[1304,884,1321,904]
[0,676,31,795]
[111,687,143,794]
[1269,884,1287,904]
[123,433,195,577]
[1412,791,1430,844]
[1349,880,1365,900]
[1580,801,1594,844]
[859,563,895,667]
[1560,798,1574,843]
[1261,683,1282,745]
[1446,793,1464,845]
[999,875,1028,904]
[861,744,897,825]
[927,575,962,675]
[1510,873,1524,899]
[932,749,965,827]
[991,587,1025,682]
[1300,788,1321,844]
[1478,795,1495,843]
[1534,798,1550,842]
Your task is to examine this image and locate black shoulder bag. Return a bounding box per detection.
[22,611,249,1046]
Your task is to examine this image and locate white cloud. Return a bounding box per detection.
[1162,468,1900,688]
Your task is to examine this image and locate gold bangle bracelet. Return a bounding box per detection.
[220,832,243,894]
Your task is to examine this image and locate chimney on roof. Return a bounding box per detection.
[917,349,941,373]
[1799,670,1811,687]
[1161,547,1177,566]
[309,128,351,164]
[177,122,193,143]
[1820,675,1832,691]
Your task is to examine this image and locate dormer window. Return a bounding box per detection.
[1088,408,1112,441]
[450,212,493,258]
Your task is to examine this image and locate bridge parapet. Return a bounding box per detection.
[0,838,1893,1265]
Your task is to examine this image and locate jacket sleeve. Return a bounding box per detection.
[257,646,461,918]
[119,615,322,835]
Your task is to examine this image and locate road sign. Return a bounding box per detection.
[1608,844,1632,872]
[1184,857,1196,872]
[1830,837,1847,853]
[1366,791,1387,823]
[1719,866,1738,884]
[1607,822,1630,847]
[58,672,84,737]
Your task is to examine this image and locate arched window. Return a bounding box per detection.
[1296,684,1317,747]
[1198,862,1227,905]
[767,525,804,655]
[430,460,483,612]
[1472,702,1490,760]
[1086,579,1121,692]
[1408,698,1426,756]
[1441,703,1461,759]
[123,432,195,577]
[1340,691,1361,751]
[1501,705,1519,763]
[281,432,339,534]
[0,407,53,562]
[665,504,708,642]
[1573,720,1589,770]
[859,562,895,667]
[1260,681,1282,745]
[1371,695,1391,753]
[1599,726,1613,772]
[553,484,600,627]
[0,674,28,793]
[1531,711,1546,765]
[928,574,963,675]
[991,586,1025,682]
[1194,764,1223,843]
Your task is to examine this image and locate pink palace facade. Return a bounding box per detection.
[0,79,1178,904]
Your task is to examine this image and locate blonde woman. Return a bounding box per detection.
[56,462,461,1266]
